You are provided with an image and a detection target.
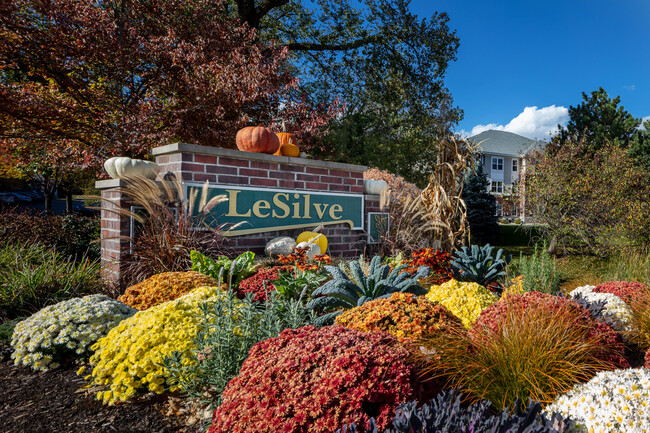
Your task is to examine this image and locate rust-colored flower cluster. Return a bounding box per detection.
[208,326,432,433]
[118,271,219,310]
[404,248,453,285]
[278,246,331,271]
[472,292,629,369]
[335,292,462,343]
[593,281,649,304]
[236,267,283,301]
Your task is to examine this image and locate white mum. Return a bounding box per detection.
[11,295,135,371]
[569,285,633,334]
[546,368,650,433]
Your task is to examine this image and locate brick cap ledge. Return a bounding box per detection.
[96,179,126,189]
[152,142,368,172]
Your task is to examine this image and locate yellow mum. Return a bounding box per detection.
[426,279,498,328]
[88,285,224,405]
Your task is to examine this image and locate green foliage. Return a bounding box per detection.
[450,244,511,288]
[162,289,313,407]
[526,139,650,253]
[273,1,462,185]
[558,87,641,151]
[603,247,650,286]
[0,209,100,260]
[272,267,328,301]
[0,243,102,320]
[190,250,255,288]
[0,317,22,347]
[463,164,498,245]
[307,256,429,326]
[516,242,560,294]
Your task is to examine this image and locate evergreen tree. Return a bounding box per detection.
[463,164,499,245]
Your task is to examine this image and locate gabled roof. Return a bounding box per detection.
[469,130,541,157]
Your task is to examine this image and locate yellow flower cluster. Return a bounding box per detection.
[89,285,223,405]
[335,292,462,342]
[118,271,219,310]
[426,279,498,328]
[502,275,524,297]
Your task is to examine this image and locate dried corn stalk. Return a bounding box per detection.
[421,135,479,250]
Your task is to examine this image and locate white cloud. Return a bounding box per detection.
[463,105,570,140]
[624,84,636,91]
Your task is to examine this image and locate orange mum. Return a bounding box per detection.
[118,271,220,310]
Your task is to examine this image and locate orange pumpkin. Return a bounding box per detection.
[236,126,280,154]
[276,132,295,145]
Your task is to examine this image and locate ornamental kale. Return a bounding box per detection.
[307,256,429,326]
[339,389,575,433]
[450,244,511,288]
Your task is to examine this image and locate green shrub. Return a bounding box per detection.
[162,289,313,407]
[0,243,103,320]
[0,209,100,260]
[0,317,23,346]
[516,241,559,294]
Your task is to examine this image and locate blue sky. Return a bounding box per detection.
[410,0,650,139]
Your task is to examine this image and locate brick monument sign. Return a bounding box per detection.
[96,143,387,286]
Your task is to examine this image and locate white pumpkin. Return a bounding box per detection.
[295,241,321,259]
[363,179,388,195]
[104,157,159,180]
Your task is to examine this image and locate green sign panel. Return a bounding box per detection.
[186,183,364,236]
[367,212,389,243]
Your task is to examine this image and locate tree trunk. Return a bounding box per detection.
[44,192,53,213]
[547,235,558,255]
[66,191,73,214]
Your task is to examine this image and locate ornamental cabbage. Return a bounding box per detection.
[11,295,135,371]
[425,279,498,328]
[88,285,224,405]
[546,368,650,433]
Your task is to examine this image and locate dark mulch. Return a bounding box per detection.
[0,358,190,433]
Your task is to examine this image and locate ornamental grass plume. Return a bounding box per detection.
[625,288,650,367]
[208,326,438,433]
[88,285,223,405]
[419,296,626,411]
[118,271,219,310]
[425,279,498,328]
[90,175,233,289]
[471,292,629,368]
[335,292,463,344]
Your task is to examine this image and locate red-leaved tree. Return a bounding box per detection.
[0,0,338,208]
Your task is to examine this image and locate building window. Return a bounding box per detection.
[495,203,502,216]
[512,159,518,172]
[479,154,485,165]
[492,157,503,171]
[491,181,503,193]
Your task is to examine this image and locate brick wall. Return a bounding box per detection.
[97,143,386,286]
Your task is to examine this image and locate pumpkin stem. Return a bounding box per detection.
[282,120,287,133]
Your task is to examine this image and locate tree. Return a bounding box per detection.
[235,0,463,184]
[557,87,641,152]
[0,0,337,209]
[525,138,650,255]
[463,164,499,245]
